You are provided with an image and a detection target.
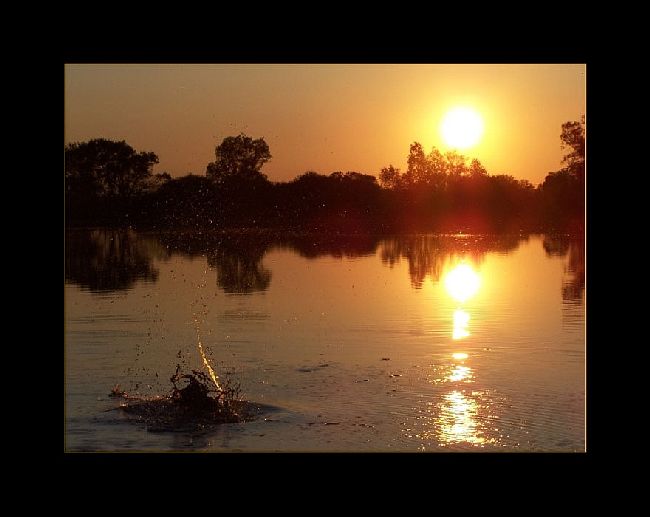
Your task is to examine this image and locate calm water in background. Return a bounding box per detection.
[64,229,585,452]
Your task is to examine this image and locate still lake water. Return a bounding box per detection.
[65,229,585,452]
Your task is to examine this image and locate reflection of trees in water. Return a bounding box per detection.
[65,229,170,292]
[563,241,585,301]
[157,231,381,294]
[543,234,585,302]
[207,244,271,294]
[276,233,380,259]
[542,234,570,257]
[380,236,448,288]
[157,232,273,294]
[67,229,533,295]
[380,234,525,288]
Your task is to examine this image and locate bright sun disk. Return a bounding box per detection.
[441,107,484,150]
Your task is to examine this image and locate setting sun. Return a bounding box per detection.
[441,107,484,150]
[64,64,585,453]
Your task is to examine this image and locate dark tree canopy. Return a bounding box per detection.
[64,119,585,233]
[206,134,271,184]
[379,165,402,189]
[404,142,427,186]
[65,139,159,198]
[560,115,585,182]
[468,158,488,178]
[538,114,585,228]
[383,143,477,190]
[445,150,468,177]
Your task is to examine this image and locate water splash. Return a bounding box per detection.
[192,267,221,391]
[194,317,221,391]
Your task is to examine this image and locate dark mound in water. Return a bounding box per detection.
[118,397,270,433]
[111,366,268,432]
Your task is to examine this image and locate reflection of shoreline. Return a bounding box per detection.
[380,234,524,289]
[65,229,169,292]
[65,229,536,296]
[207,244,271,294]
[543,234,585,302]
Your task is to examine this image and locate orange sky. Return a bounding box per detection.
[64,64,585,186]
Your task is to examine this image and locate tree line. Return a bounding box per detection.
[65,119,584,233]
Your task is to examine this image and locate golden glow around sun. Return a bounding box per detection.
[444,264,481,303]
[441,107,484,150]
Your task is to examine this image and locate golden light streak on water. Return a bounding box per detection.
[194,317,221,390]
[437,390,487,445]
[448,365,472,382]
[452,310,470,340]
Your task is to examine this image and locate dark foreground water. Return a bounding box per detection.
[64,229,585,452]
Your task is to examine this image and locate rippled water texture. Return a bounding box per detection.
[65,230,585,452]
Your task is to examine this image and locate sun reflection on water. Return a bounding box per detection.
[444,263,480,303]
[449,352,471,382]
[437,390,487,445]
[448,365,473,382]
[415,352,500,447]
[452,310,470,340]
[444,262,480,340]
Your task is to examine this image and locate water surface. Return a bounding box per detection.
[65,229,584,452]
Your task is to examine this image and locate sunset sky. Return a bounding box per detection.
[64,64,585,186]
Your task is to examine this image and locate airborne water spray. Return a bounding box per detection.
[194,315,221,391]
[191,265,222,392]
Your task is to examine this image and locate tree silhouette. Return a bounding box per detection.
[404,142,428,186]
[426,148,448,188]
[64,124,585,233]
[468,158,488,178]
[206,134,271,185]
[538,115,585,229]
[150,174,217,228]
[383,143,476,190]
[144,172,172,192]
[65,139,159,198]
[561,115,585,183]
[379,165,401,189]
[445,150,468,177]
